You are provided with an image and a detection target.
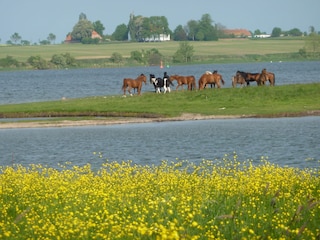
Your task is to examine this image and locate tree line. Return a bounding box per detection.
[0,40,195,70]
[2,12,319,45]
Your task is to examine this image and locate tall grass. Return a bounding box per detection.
[0,156,319,239]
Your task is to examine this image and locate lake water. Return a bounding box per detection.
[0,116,319,170]
[0,62,319,171]
[0,61,319,104]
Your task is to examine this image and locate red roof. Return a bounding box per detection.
[64,31,102,43]
[223,29,251,37]
[91,31,102,39]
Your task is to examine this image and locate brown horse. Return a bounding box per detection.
[232,74,246,88]
[265,71,275,86]
[170,75,196,90]
[122,73,147,96]
[257,68,276,86]
[246,72,261,85]
[198,72,225,90]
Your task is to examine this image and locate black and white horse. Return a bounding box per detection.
[149,74,173,93]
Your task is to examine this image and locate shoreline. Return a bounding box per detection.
[1,111,320,129]
[0,114,246,129]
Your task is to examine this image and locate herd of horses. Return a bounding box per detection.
[121,68,275,96]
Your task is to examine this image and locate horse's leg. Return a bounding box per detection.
[163,85,167,93]
[128,86,133,96]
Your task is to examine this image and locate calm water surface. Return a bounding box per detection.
[0,117,319,170]
[0,61,319,104]
[0,62,319,171]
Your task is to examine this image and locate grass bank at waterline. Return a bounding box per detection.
[0,158,319,239]
[0,83,319,121]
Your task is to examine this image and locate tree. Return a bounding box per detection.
[10,32,22,44]
[145,48,162,65]
[148,16,171,36]
[198,14,218,41]
[39,39,50,45]
[110,52,123,66]
[21,40,30,46]
[47,33,56,44]
[173,42,194,63]
[51,54,66,68]
[128,13,144,41]
[305,32,320,55]
[112,24,128,41]
[93,20,105,36]
[186,20,199,41]
[286,28,303,36]
[254,29,262,36]
[271,27,282,37]
[79,12,87,20]
[196,31,205,41]
[128,13,171,42]
[27,56,48,70]
[309,26,315,34]
[71,13,94,41]
[173,25,187,41]
[51,53,77,68]
[130,50,144,64]
[0,56,19,67]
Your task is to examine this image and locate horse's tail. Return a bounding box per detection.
[192,77,196,90]
[273,73,275,86]
[198,78,203,90]
[221,78,225,85]
[122,79,127,90]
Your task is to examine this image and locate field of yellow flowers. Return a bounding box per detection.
[0,155,319,239]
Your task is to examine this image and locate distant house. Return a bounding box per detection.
[253,34,271,38]
[64,30,102,43]
[64,34,73,43]
[142,34,171,42]
[222,29,252,38]
[91,30,102,40]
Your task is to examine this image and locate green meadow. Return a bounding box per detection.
[0,83,319,120]
[0,38,306,63]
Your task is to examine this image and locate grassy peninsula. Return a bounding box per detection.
[0,83,319,125]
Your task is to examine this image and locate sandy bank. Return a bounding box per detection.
[1,111,319,129]
[0,114,248,129]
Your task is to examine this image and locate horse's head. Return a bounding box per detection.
[140,74,147,84]
[198,74,206,89]
[149,74,156,84]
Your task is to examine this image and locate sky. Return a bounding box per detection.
[1,0,320,43]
